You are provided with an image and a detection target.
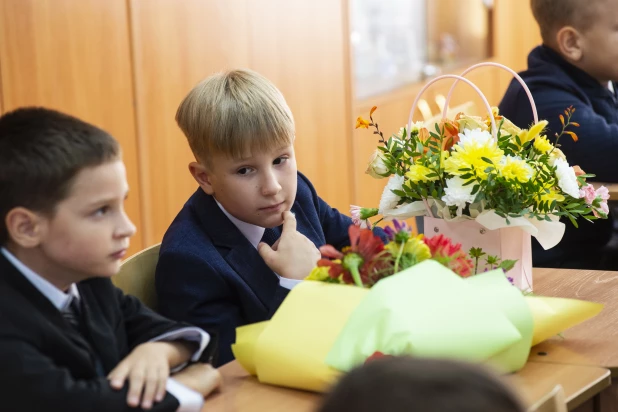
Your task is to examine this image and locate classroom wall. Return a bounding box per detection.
[0,0,540,253]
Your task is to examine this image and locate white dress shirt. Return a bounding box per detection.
[215,201,303,290]
[0,247,205,412]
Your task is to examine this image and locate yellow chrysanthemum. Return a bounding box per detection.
[385,235,431,262]
[405,164,438,183]
[498,156,533,183]
[536,188,565,206]
[305,266,331,282]
[517,120,549,146]
[533,135,554,153]
[444,141,503,180]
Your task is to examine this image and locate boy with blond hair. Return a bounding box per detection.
[499,0,618,269]
[0,108,220,411]
[156,69,385,365]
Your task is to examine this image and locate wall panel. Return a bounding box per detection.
[0,0,144,253]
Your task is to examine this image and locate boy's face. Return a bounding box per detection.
[27,160,136,285]
[194,143,298,228]
[578,0,618,82]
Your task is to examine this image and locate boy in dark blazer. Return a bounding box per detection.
[156,69,385,365]
[0,108,220,411]
[498,0,618,269]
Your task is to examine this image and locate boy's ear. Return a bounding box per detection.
[556,26,583,61]
[189,162,215,195]
[5,207,46,248]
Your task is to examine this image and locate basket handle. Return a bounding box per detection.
[442,62,539,124]
[407,74,498,140]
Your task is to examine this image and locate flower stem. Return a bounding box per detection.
[343,253,365,287]
[371,218,384,229]
[349,265,363,287]
[394,241,405,273]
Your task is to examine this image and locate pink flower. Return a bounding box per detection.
[579,184,597,205]
[350,205,376,228]
[592,186,610,218]
[350,205,363,226]
[596,186,610,201]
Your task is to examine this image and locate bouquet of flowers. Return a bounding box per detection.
[306,220,517,288]
[357,104,609,226]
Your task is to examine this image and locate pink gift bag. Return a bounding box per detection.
[408,63,540,292]
[424,217,533,291]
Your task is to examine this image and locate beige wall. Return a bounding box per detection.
[0,0,540,252]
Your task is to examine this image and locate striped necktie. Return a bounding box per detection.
[62,297,105,376]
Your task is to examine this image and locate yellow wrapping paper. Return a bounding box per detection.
[526,296,603,346]
[232,281,367,391]
[232,263,603,392]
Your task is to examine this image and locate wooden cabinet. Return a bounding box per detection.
[0,0,540,249]
[0,0,144,253]
[130,0,351,245]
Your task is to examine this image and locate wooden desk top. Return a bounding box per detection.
[205,361,610,412]
[530,267,618,375]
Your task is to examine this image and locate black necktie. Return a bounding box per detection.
[63,297,105,376]
[62,298,82,331]
[261,227,280,247]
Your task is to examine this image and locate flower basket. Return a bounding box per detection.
[355,62,609,291]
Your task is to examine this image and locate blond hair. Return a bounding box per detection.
[176,69,295,164]
[531,0,606,44]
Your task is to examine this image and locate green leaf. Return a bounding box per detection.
[481,157,494,164]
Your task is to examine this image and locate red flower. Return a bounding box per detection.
[424,234,474,278]
[318,225,389,286]
[365,351,391,364]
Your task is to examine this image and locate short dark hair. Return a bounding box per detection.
[319,356,525,412]
[531,0,604,44]
[0,107,120,245]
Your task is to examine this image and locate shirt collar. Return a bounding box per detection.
[0,247,79,311]
[215,200,265,249]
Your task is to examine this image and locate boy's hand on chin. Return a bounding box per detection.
[258,211,320,280]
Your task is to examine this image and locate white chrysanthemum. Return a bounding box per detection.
[554,158,580,198]
[407,121,425,135]
[457,128,494,148]
[441,176,476,216]
[378,174,405,215]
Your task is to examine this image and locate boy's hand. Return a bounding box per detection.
[258,211,321,280]
[108,341,191,410]
[172,363,222,398]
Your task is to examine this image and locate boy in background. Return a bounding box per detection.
[499,0,618,269]
[319,356,525,412]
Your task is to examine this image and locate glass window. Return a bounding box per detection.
[350,0,493,100]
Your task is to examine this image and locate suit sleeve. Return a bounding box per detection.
[297,173,388,247]
[156,251,239,365]
[0,336,180,412]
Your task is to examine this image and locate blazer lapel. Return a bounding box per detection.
[192,189,280,312]
[0,255,99,375]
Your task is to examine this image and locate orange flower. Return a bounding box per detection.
[573,165,586,177]
[565,131,578,142]
[356,116,371,129]
[370,106,378,116]
[440,118,460,150]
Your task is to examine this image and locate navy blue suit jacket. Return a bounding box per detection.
[155,172,385,365]
[498,45,615,268]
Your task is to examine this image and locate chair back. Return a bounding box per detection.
[113,243,161,310]
[527,385,567,412]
